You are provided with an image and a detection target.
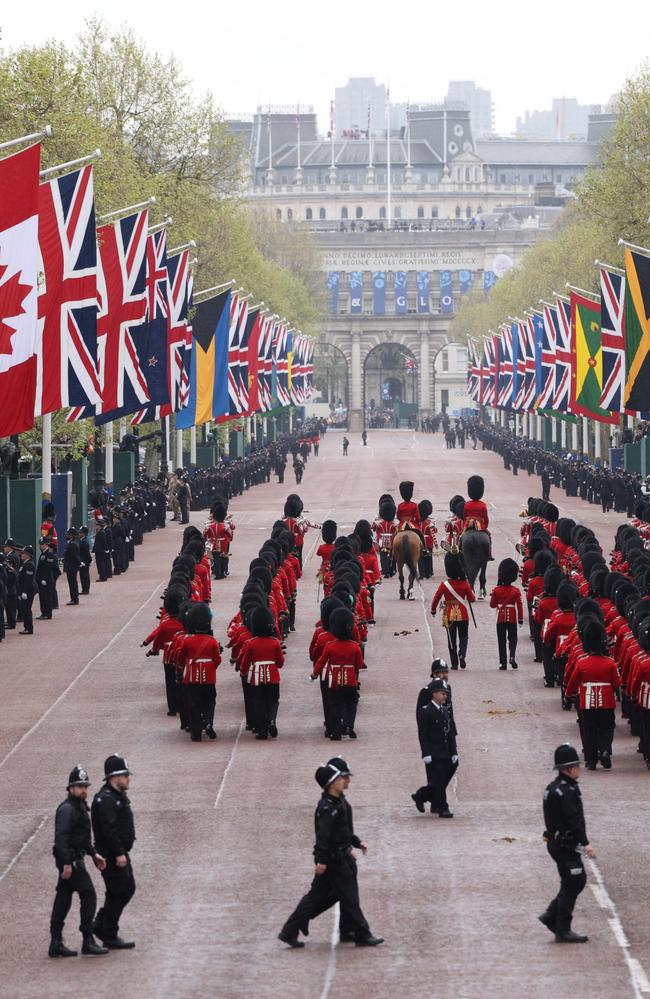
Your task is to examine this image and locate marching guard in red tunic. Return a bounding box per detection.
[489,558,523,670]
[238,606,284,740]
[312,607,363,741]
[396,481,420,531]
[175,602,222,742]
[417,499,438,579]
[371,496,397,578]
[431,552,476,670]
[564,618,620,770]
[204,497,235,580]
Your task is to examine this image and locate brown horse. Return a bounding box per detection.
[393,529,422,600]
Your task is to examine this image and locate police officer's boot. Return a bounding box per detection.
[555,929,588,943]
[49,937,78,957]
[82,934,109,956]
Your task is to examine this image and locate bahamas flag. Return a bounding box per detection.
[569,290,617,424]
[176,289,231,428]
[623,248,650,413]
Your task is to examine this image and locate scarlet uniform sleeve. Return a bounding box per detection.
[431,582,445,614]
[313,641,333,678]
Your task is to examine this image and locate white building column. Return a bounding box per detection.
[419,331,431,414]
[582,417,589,456]
[42,412,52,500]
[349,331,363,431]
[176,429,183,469]
[104,422,114,488]
[190,425,197,464]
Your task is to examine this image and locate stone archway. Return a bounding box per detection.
[312,340,350,427]
[363,342,418,429]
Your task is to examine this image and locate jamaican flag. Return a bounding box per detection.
[623,248,650,413]
[570,290,617,424]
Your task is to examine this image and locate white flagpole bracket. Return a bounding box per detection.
[0,125,53,152]
[99,196,156,222]
[40,148,101,179]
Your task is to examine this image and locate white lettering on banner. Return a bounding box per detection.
[320,248,483,270]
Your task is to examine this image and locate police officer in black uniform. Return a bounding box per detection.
[540,744,595,943]
[3,539,19,629]
[278,760,383,948]
[78,525,92,595]
[91,755,136,949]
[62,527,82,605]
[18,544,37,634]
[412,678,458,817]
[36,536,58,619]
[49,765,109,958]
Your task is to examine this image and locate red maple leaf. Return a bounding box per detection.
[0,262,32,356]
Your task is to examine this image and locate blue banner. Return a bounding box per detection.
[327,271,340,314]
[483,270,496,295]
[394,271,407,314]
[416,271,430,313]
[439,271,453,315]
[349,271,363,314]
[459,269,473,295]
[372,271,386,315]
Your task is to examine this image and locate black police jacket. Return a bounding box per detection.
[543,774,588,849]
[62,540,81,572]
[416,681,457,736]
[37,551,58,583]
[91,784,136,858]
[79,538,92,566]
[93,530,108,558]
[313,792,362,865]
[53,794,96,866]
[417,702,457,761]
[18,559,36,597]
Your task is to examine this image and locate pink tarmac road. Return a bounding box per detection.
[1,431,649,999]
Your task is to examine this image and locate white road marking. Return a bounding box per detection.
[213,719,246,810]
[0,814,47,883]
[0,579,165,772]
[588,858,648,999]
[319,902,340,999]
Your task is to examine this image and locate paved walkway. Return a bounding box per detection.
[1,431,648,999]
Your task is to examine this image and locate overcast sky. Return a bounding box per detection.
[3,1,649,134]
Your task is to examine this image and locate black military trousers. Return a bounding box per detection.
[187,683,216,739]
[545,846,586,933]
[326,687,358,738]
[416,759,456,812]
[164,663,180,715]
[418,551,433,579]
[250,684,279,738]
[281,854,370,941]
[496,622,518,666]
[446,621,469,667]
[50,859,97,938]
[579,707,615,765]
[95,858,136,939]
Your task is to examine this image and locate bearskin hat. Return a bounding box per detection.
[588,566,609,598]
[163,588,185,617]
[556,580,578,612]
[575,597,604,624]
[451,496,466,519]
[444,551,465,581]
[581,551,606,579]
[555,517,576,546]
[185,602,212,634]
[320,596,344,631]
[533,549,556,577]
[467,475,484,501]
[614,579,639,615]
[543,565,565,597]
[378,493,394,511]
[528,535,550,560]
[42,501,55,520]
[249,565,273,594]
[357,533,373,555]
[329,607,355,642]
[418,499,433,521]
[286,493,304,515]
[210,498,228,522]
[527,498,540,517]
[284,495,302,519]
[399,481,414,502]
[321,520,337,544]
[449,494,464,513]
[581,617,608,655]
[543,503,559,523]
[354,518,373,539]
[250,606,276,638]
[379,498,396,521]
[497,558,518,586]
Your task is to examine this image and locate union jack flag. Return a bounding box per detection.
[131,248,191,424]
[553,297,572,412]
[36,164,100,417]
[227,293,246,415]
[599,266,626,412]
[481,335,495,406]
[238,307,256,411]
[497,326,514,409]
[518,317,537,411]
[466,337,481,402]
[274,323,290,406]
[257,315,276,412]
[304,338,314,399]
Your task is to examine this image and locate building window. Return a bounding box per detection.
[287,208,293,221]
[455,206,461,218]
[319,207,326,220]
[431,206,438,218]
[465,167,471,182]
[474,167,480,182]
[379,207,386,219]
[394,207,402,219]
[417,206,424,218]
[355,206,363,219]
[556,173,562,183]
[441,349,449,372]
[305,207,313,220]
[275,208,282,221]
[499,173,506,184]
[528,173,534,184]
[466,206,472,218]
[341,207,348,219]
[281,174,288,184]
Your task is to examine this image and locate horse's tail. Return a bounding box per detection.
[398,532,418,577]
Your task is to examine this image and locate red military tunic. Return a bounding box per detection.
[489,584,523,624]
[396,501,420,530]
[431,578,476,624]
[316,542,335,578]
[313,638,363,688]
[463,499,489,531]
[177,633,222,685]
[239,635,284,686]
[204,519,234,555]
[564,653,620,709]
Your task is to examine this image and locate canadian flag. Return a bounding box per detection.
[0,143,40,435]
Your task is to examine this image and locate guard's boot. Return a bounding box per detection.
[555,929,588,943]
[355,934,384,947]
[278,931,304,948]
[102,936,135,949]
[49,937,78,958]
[82,934,109,956]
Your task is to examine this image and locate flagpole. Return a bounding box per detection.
[168,240,197,257]
[594,260,625,276]
[0,125,52,152]
[160,415,169,474]
[148,216,173,234]
[296,103,301,171]
[192,279,236,301]
[40,149,101,179]
[105,423,114,490]
[618,238,650,257]
[190,425,197,464]
[565,282,600,300]
[42,412,52,501]
[551,291,570,302]
[99,196,156,222]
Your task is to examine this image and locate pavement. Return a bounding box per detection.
[1,430,648,999]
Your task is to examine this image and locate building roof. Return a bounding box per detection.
[476,140,599,166]
[262,138,445,171]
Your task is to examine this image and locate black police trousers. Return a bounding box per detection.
[50,859,97,938]
[545,846,586,933]
[281,853,370,941]
[66,569,79,602]
[19,595,34,633]
[79,565,91,593]
[95,857,136,939]
[415,759,457,812]
[38,580,53,618]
